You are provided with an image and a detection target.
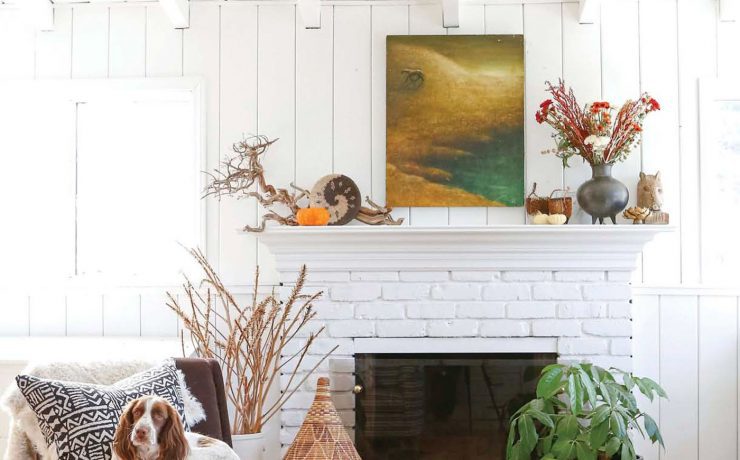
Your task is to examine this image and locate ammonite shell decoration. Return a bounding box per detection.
[309,174,361,225]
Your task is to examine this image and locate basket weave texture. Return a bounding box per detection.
[283,377,362,460]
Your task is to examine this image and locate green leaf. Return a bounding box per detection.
[519,415,538,454]
[591,404,611,427]
[553,439,577,460]
[568,374,584,415]
[643,413,665,448]
[528,408,555,429]
[643,377,668,399]
[506,416,517,458]
[578,368,598,406]
[610,411,627,438]
[589,420,610,449]
[538,366,565,399]
[558,415,580,440]
[576,441,597,460]
[599,382,613,406]
[634,378,654,402]
[623,373,635,391]
[620,441,636,460]
[604,437,621,456]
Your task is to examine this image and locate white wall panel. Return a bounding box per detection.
[36,6,72,78]
[639,0,681,284]
[523,2,563,221]
[219,3,259,286]
[72,6,110,78]
[66,294,104,336]
[632,295,661,460]
[0,9,35,79]
[334,6,372,201]
[0,293,29,336]
[109,6,146,77]
[146,4,183,77]
[103,293,141,336]
[29,294,66,336]
[371,5,409,224]
[140,292,178,337]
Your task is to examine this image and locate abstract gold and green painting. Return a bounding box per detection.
[386,35,525,207]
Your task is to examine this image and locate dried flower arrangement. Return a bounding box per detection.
[535,80,660,167]
[204,135,403,232]
[166,248,336,435]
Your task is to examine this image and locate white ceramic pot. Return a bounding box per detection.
[231,432,266,460]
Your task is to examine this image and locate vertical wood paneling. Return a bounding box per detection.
[103,293,141,336]
[371,5,409,224]
[632,295,661,460]
[601,0,641,224]
[219,3,259,286]
[334,6,372,200]
[407,3,448,226]
[484,4,525,226]
[145,4,183,77]
[257,4,296,281]
[0,293,29,336]
[561,2,601,225]
[718,20,740,78]
[447,4,487,227]
[677,0,717,284]
[109,6,146,77]
[29,295,67,336]
[140,292,178,337]
[183,3,220,268]
[523,3,563,217]
[0,9,35,79]
[698,296,738,459]
[660,295,699,460]
[639,0,681,285]
[296,6,334,187]
[36,6,72,78]
[66,294,103,336]
[72,6,110,78]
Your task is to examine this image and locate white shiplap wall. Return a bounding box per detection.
[1,1,740,458]
[1,0,737,337]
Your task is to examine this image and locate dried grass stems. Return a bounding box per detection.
[166,248,336,435]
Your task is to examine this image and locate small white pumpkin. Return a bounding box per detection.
[547,213,567,225]
[532,212,550,225]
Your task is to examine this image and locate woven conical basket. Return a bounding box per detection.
[283,377,361,460]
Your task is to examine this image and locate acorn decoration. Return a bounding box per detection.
[623,206,651,224]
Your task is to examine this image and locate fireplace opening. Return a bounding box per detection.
[354,352,556,460]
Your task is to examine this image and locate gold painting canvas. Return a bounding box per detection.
[386,35,525,207]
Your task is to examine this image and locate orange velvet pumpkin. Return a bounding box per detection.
[296,207,331,226]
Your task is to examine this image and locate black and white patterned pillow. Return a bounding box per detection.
[16,359,188,460]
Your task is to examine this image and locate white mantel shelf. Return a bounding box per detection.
[257,225,674,272]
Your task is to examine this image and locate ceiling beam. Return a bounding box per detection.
[442,0,459,28]
[21,0,54,31]
[159,0,189,29]
[579,0,600,24]
[720,0,738,21]
[297,0,321,29]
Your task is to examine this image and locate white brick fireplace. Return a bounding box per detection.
[258,226,668,448]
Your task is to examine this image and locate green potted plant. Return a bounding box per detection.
[506,363,667,460]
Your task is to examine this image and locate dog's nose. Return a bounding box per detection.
[135,427,149,439]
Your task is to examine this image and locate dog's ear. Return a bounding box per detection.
[113,400,138,460]
[158,404,189,460]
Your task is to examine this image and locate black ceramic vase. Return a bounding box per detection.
[577,163,629,225]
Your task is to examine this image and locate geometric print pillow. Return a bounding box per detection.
[16,359,188,460]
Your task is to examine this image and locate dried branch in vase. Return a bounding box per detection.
[166,248,336,435]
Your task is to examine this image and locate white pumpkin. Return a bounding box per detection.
[532,212,550,225]
[547,214,567,225]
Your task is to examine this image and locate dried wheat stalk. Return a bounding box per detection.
[167,248,336,434]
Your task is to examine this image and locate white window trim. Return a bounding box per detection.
[0,77,208,288]
[698,78,740,285]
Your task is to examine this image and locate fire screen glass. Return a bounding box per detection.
[354,353,556,460]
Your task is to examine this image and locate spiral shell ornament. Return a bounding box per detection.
[309,174,361,225]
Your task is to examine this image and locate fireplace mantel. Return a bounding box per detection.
[257,225,673,272]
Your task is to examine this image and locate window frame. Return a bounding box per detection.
[698,78,740,285]
[0,77,208,288]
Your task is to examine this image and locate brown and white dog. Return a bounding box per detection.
[112,396,239,460]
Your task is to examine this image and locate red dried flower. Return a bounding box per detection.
[535,111,544,124]
[648,98,660,111]
[632,123,643,132]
